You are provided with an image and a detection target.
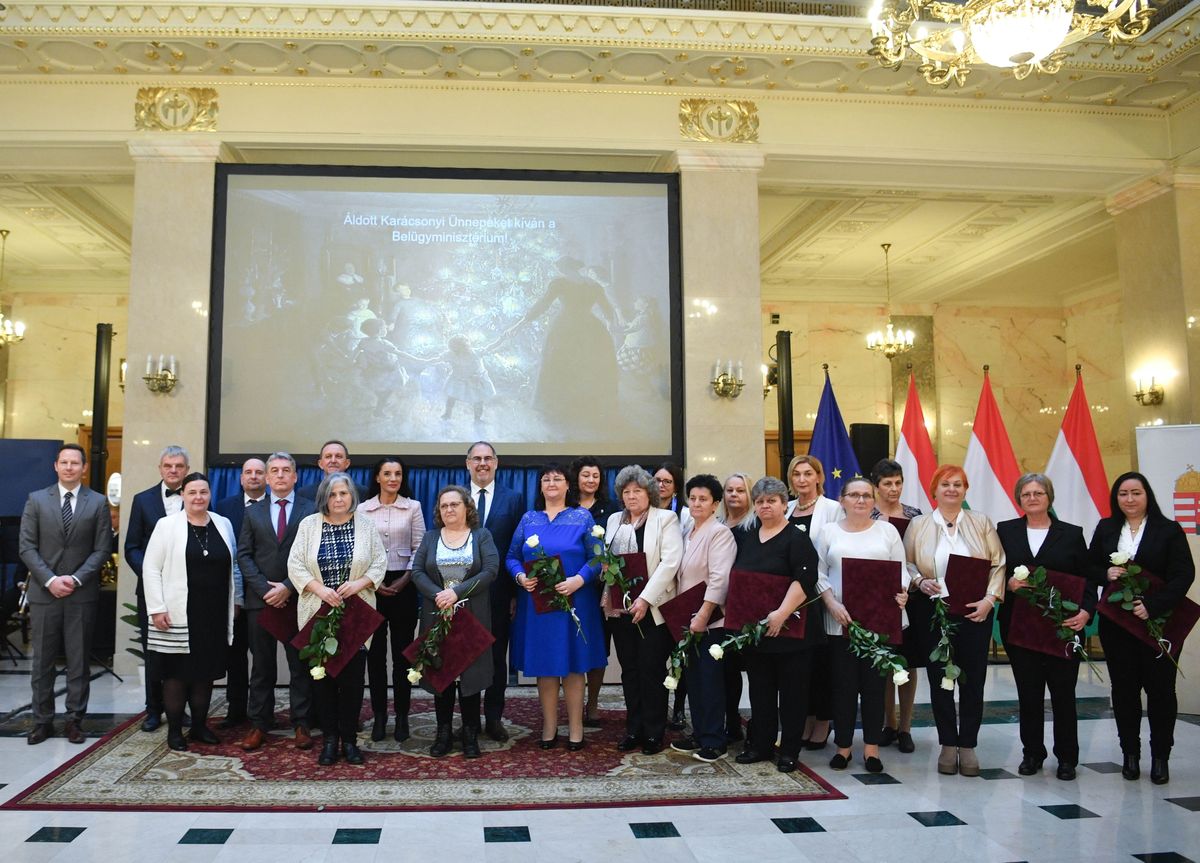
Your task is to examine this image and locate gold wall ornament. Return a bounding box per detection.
[679,99,759,143]
[134,87,218,131]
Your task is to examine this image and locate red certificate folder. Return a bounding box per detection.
[888,517,911,540]
[1099,569,1200,658]
[945,554,991,616]
[1007,569,1088,659]
[402,608,496,694]
[523,557,576,615]
[723,569,806,639]
[841,557,904,644]
[290,595,385,679]
[606,552,648,611]
[256,601,299,643]
[659,580,724,640]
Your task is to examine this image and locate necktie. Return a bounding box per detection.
[165,487,181,497]
[477,488,487,525]
[62,491,73,535]
[276,499,288,543]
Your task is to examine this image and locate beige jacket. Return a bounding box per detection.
[904,509,1006,603]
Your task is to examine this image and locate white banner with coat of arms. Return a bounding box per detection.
[1135,424,1200,711]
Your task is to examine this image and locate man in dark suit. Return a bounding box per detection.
[236,451,318,752]
[19,444,112,744]
[213,457,267,728]
[123,444,189,731]
[466,440,525,741]
[296,440,367,500]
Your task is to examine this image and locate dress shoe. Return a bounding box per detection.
[539,734,560,751]
[141,713,163,733]
[567,738,587,752]
[430,723,453,758]
[239,728,267,752]
[485,719,509,742]
[1150,757,1169,785]
[27,723,52,745]
[371,716,387,742]
[462,726,482,759]
[343,742,365,765]
[218,713,246,730]
[776,757,797,773]
[167,730,188,751]
[394,718,410,743]
[616,735,642,752]
[958,747,980,776]
[829,752,850,770]
[318,740,339,766]
[897,732,915,754]
[65,721,86,745]
[670,736,700,753]
[865,756,884,773]
[1122,753,1140,781]
[879,726,897,747]
[189,725,220,745]
[937,745,959,775]
[1017,756,1044,776]
[803,730,831,751]
[641,738,664,755]
[293,725,314,750]
[1056,763,1077,781]
[735,748,770,765]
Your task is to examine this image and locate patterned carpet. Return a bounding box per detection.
[3,690,843,812]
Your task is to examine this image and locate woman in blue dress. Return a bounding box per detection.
[507,464,606,751]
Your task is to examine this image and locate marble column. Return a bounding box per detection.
[115,136,229,675]
[668,149,765,480]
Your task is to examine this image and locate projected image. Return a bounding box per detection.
[214,172,678,459]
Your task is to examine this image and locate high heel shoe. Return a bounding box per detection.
[567,737,586,752]
[539,733,560,750]
[803,729,831,751]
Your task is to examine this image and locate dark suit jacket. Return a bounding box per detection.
[19,484,112,605]
[1087,515,1196,620]
[124,483,168,579]
[477,482,525,605]
[997,516,1093,635]
[237,494,317,610]
[215,493,263,541]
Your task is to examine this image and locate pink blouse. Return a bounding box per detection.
[357,495,426,571]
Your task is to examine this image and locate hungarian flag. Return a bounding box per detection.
[963,369,1021,522]
[1044,371,1109,539]
[808,368,862,500]
[895,371,936,513]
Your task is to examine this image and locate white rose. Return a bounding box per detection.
[797,524,807,532]
[406,667,422,685]
[663,674,679,691]
[310,665,327,681]
[591,525,605,538]
[892,668,910,686]
[1110,551,1130,566]
[1013,565,1030,582]
[708,644,725,661]
[526,534,540,548]
[940,676,956,691]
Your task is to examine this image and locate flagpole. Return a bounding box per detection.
[775,330,794,474]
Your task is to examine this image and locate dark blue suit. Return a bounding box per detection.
[124,483,170,714]
[472,481,526,724]
[213,493,265,722]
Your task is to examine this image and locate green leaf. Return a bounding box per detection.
[1121,602,1135,611]
[1061,600,1079,611]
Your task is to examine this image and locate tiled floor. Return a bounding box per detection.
[0,656,1196,863]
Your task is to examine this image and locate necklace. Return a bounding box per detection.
[795,497,817,511]
[189,520,211,557]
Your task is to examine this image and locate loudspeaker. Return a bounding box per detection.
[849,423,890,477]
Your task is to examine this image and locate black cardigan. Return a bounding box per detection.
[1086,515,1195,620]
[996,516,1094,623]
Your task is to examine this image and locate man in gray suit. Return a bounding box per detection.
[19,443,112,745]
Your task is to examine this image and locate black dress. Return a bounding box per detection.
[150,522,231,683]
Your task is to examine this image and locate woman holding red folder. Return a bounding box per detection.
[996,473,1090,781]
[904,464,1005,777]
[732,476,823,774]
[815,478,908,774]
[1088,471,1195,786]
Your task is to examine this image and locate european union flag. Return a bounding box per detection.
[808,369,862,500]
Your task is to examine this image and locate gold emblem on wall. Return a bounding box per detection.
[679,99,758,143]
[134,87,218,132]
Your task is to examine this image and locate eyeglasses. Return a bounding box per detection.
[1019,490,1047,499]
[843,493,874,501]
[468,456,497,464]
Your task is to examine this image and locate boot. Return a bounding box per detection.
[430,723,453,758]
[1150,757,1169,785]
[1122,752,1140,781]
[371,715,387,742]
[394,717,410,743]
[462,725,482,759]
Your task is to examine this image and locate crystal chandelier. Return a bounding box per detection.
[868,0,1155,88]
[865,243,914,360]
[0,229,28,349]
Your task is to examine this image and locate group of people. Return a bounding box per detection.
[18,439,1194,787]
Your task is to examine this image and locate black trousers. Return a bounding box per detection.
[367,578,418,720]
[1100,618,1179,758]
[683,628,727,749]
[136,583,164,714]
[314,649,367,744]
[611,616,671,742]
[744,647,811,758]
[724,651,745,734]
[224,611,249,718]
[483,582,512,724]
[435,686,482,728]
[1003,640,1079,764]
[245,607,313,732]
[807,643,833,722]
[830,635,885,748]
[926,612,992,748]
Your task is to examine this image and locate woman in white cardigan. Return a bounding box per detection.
[605,465,683,755]
[143,472,239,752]
[288,472,386,766]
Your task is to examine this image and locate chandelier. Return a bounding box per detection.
[867,0,1155,88]
[865,243,914,360]
[0,229,28,349]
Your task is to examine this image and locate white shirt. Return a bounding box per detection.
[816,520,908,636]
[58,483,81,513]
[161,481,184,516]
[1118,520,1146,558]
[470,480,496,523]
[1027,526,1049,556]
[270,491,296,527]
[244,494,265,507]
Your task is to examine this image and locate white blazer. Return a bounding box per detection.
[606,507,684,626]
[785,495,843,544]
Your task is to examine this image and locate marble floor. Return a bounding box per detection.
[0,652,1196,863]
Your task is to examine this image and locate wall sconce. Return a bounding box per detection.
[711,358,745,399]
[1133,376,1164,406]
[143,353,178,394]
